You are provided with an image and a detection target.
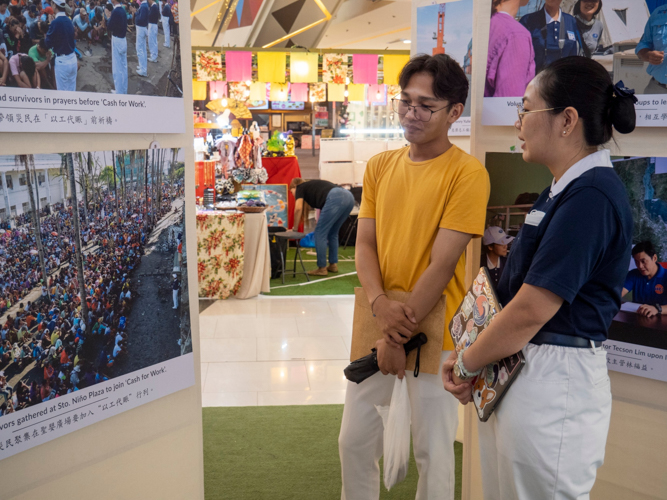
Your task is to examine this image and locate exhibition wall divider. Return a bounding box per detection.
[464,0,667,498]
[0,4,204,499]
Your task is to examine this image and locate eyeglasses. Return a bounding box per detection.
[516,105,565,126]
[391,98,451,122]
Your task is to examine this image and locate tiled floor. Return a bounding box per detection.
[199,295,353,407]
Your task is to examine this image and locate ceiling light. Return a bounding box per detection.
[221,98,228,107]
[403,39,411,44]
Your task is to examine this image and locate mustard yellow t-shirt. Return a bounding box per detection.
[358,145,490,350]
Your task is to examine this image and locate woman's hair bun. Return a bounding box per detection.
[609,92,636,135]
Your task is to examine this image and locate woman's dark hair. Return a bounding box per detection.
[20,56,36,81]
[573,0,603,17]
[632,241,656,258]
[536,56,635,146]
[398,53,469,107]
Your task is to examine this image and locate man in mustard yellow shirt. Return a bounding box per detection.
[339,54,490,499]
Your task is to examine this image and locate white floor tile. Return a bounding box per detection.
[257,390,346,406]
[256,337,349,361]
[306,360,350,392]
[341,335,352,354]
[203,361,309,393]
[200,363,209,392]
[296,315,351,337]
[199,338,257,363]
[202,298,258,317]
[214,317,298,339]
[202,392,258,407]
[197,316,217,339]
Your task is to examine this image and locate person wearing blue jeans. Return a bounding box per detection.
[290,178,355,276]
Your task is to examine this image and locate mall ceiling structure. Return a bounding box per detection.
[190,0,412,51]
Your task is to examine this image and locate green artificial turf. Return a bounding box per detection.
[265,246,361,296]
[203,405,462,500]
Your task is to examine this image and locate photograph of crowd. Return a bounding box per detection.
[484,0,663,98]
[0,0,181,95]
[0,148,190,418]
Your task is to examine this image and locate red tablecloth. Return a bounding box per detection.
[262,156,302,230]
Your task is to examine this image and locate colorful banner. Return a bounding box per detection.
[309,83,327,102]
[224,51,253,82]
[196,51,223,81]
[322,53,347,84]
[289,53,319,83]
[383,55,410,85]
[352,54,378,85]
[257,52,287,83]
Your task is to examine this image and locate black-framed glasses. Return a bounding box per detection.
[391,98,450,122]
[516,105,565,126]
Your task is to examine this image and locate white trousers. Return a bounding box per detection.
[173,289,178,308]
[54,52,77,91]
[162,17,170,47]
[339,350,458,500]
[136,25,148,75]
[111,36,128,94]
[148,23,158,61]
[478,343,612,500]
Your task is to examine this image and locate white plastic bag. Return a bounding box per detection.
[375,377,411,490]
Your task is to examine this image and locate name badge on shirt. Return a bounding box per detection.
[525,210,546,226]
[567,30,576,41]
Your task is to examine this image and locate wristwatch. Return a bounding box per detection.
[656,303,663,315]
[453,349,482,381]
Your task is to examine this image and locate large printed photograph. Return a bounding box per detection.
[0,0,181,95]
[413,0,473,135]
[0,149,194,459]
[484,152,667,383]
[482,0,666,126]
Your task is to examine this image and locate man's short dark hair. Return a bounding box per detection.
[398,53,469,107]
[632,241,656,258]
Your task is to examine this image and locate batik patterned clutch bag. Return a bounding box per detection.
[449,267,525,422]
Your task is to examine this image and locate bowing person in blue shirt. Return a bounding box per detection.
[45,0,77,91]
[106,0,127,93]
[147,0,159,62]
[636,3,667,94]
[622,241,667,316]
[520,0,583,74]
[134,0,149,77]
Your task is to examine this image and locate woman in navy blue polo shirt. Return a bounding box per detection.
[443,56,636,498]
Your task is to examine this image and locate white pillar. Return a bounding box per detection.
[1,171,10,221]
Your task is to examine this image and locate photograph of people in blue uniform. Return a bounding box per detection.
[484,0,656,101]
[520,0,584,74]
[636,2,667,94]
[622,241,667,316]
[0,0,181,96]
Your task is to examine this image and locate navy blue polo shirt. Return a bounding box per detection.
[519,8,583,73]
[148,2,159,24]
[161,3,172,19]
[45,13,75,56]
[135,1,149,27]
[623,266,667,305]
[497,167,633,342]
[107,5,127,38]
